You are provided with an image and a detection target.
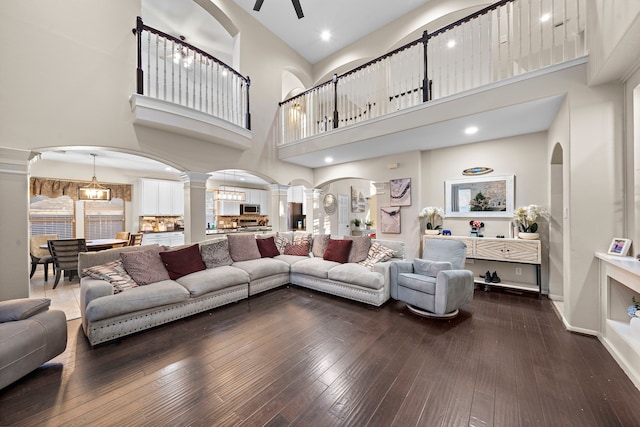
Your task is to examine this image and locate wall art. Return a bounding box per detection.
[351,186,366,213]
[380,206,401,233]
[389,178,411,206]
[445,175,514,218]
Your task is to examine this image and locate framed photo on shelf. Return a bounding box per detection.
[607,238,632,256]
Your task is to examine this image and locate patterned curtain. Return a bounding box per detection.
[30,177,132,202]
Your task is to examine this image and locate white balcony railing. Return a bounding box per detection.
[279,0,585,145]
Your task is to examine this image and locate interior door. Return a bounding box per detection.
[338,194,350,236]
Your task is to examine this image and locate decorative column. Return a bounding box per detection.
[306,188,322,235]
[180,172,210,244]
[267,184,289,233]
[0,148,36,301]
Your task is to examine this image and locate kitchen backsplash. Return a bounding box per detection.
[139,216,184,232]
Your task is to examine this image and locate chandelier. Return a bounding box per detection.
[213,170,246,202]
[78,154,111,201]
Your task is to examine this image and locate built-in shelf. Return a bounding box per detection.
[597,252,640,390]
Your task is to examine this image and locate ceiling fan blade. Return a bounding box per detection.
[291,0,304,19]
[253,0,264,12]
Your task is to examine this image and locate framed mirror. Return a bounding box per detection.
[445,175,514,217]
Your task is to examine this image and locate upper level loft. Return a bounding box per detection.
[129,16,253,150]
[128,0,586,166]
[278,0,587,167]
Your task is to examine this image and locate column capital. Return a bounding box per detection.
[180,172,211,186]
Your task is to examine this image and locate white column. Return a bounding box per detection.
[267,184,289,233]
[180,172,210,244]
[0,148,35,301]
[306,188,321,234]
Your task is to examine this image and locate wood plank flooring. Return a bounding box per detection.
[2,286,640,426]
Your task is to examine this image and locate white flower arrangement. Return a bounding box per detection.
[419,206,445,230]
[513,204,549,233]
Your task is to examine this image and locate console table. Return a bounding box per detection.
[423,235,542,295]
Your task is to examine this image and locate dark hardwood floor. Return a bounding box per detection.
[2,286,640,426]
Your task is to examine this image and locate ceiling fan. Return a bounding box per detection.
[253,0,304,19]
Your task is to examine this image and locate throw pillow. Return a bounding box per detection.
[227,234,261,262]
[120,246,170,285]
[274,233,291,254]
[159,244,206,280]
[323,239,353,263]
[413,258,452,277]
[358,242,397,270]
[256,236,280,258]
[346,235,371,263]
[311,234,330,257]
[284,241,310,256]
[82,259,138,293]
[200,239,233,268]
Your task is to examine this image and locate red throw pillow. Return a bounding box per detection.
[323,239,353,263]
[284,241,310,256]
[256,236,280,258]
[159,244,206,280]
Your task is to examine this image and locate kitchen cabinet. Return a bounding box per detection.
[287,185,304,203]
[142,231,184,247]
[140,179,183,216]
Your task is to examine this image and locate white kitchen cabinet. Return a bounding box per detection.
[140,179,184,216]
[141,231,184,247]
[287,185,304,203]
[259,190,269,215]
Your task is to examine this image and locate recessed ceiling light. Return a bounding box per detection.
[447,40,456,48]
[540,13,551,22]
[465,126,478,135]
[321,30,331,42]
[324,156,333,163]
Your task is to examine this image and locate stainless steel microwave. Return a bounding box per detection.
[240,204,260,215]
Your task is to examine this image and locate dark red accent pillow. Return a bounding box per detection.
[159,244,206,280]
[323,239,353,263]
[284,241,310,256]
[256,236,280,258]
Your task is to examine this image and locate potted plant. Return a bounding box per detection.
[513,204,549,239]
[419,207,445,235]
[364,219,374,229]
[352,218,362,229]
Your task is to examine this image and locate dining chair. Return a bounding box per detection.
[114,231,130,247]
[29,234,58,281]
[128,233,143,246]
[47,239,87,289]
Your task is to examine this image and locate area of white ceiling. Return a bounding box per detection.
[230,0,434,64]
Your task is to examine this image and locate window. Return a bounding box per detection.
[84,198,125,239]
[29,195,75,238]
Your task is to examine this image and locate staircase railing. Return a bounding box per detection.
[279,0,585,144]
[133,17,251,130]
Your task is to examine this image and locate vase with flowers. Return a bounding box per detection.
[469,220,484,237]
[419,207,445,235]
[514,204,549,239]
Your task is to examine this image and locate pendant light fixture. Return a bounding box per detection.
[213,170,246,202]
[78,154,111,201]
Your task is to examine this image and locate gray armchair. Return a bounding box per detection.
[0,298,67,389]
[390,238,474,318]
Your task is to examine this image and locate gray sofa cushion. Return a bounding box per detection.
[290,257,340,279]
[227,234,262,262]
[0,298,51,322]
[176,266,249,297]
[120,246,170,285]
[274,254,308,266]
[84,280,190,322]
[345,235,371,263]
[200,238,233,268]
[328,263,385,290]
[232,258,290,281]
[413,258,452,277]
[398,273,436,294]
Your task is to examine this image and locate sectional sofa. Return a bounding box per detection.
[78,232,404,346]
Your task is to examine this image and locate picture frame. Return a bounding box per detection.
[445,175,514,218]
[351,186,365,213]
[389,178,411,207]
[608,238,632,256]
[380,206,401,233]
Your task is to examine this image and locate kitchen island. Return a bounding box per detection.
[206,227,272,235]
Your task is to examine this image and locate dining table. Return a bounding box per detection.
[40,238,129,251]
